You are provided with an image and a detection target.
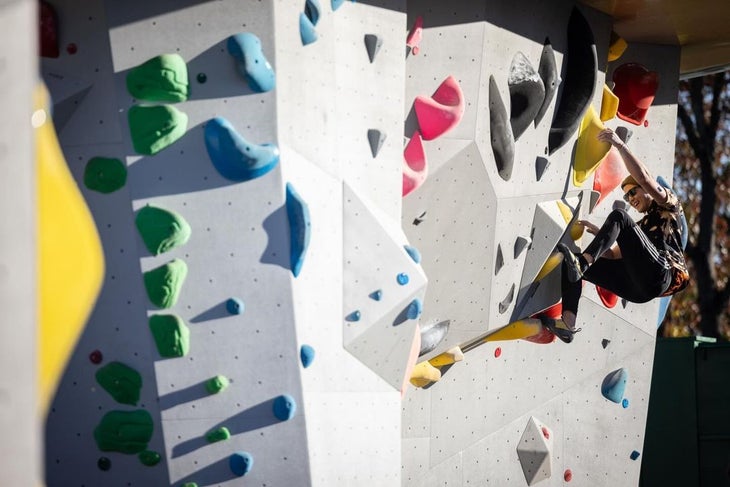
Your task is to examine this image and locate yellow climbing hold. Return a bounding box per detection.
[573,105,611,187]
[600,84,619,122]
[556,200,584,241]
[428,347,464,367]
[36,83,104,414]
[410,361,441,388]
[608,31,627,62]
[535,253,562,282]
[480,318,543,342]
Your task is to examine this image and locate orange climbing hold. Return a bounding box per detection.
[413,75,465,140]
[406,15,423,55]
[403,131,427,197]
[612,63,659,126]
[592,147,629,207]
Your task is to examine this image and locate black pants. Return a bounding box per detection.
[561,208,672,315]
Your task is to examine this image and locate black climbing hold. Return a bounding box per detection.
[489,75,514,181]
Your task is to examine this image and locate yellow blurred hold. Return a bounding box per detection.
[600,84,619,122]
[480,319,543,342]
[410,361,442,388]
[535,253,563,282]
[608,31,628,62]
[556,200,584,241]
[36,83,104,415]
[428,346,464,367]
[573,105,611,187]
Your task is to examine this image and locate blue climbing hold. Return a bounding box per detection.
[369,289,383,301]
[622,398,630,409]
[304,0,321,25]
[229,451,254,476]
[601,368,628,404]
[226,297,244,315]
[299,13,318,46]
[204,117,280,182]
[397,273,409,285]
[285,182,311,278]
[300,345,315,368]
[331,0,345,10]
[226,33,275,93]
[272,394,297,421]
[406,298,423,320]
[630,450,641,460]
[345,310,361,322]
[404,245,421,264]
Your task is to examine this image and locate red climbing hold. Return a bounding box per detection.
[403,131,427,197]
[612,63,659,126]
[406,15,423,55]
[644,119,649,127]
[564,469,573,482]
[66,43,78,55]
[596,285,618,308]
[541,426,550,439]
[414,75,465,140]
[39,1,60,58]
[89,350,103,364]
[593,147,628,207]
[494,347,502,358]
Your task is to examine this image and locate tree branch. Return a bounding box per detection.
[708,73,725,141]
[678,104,703,157]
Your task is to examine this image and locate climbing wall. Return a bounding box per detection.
[400,0,681,485]
[37,0,681,485]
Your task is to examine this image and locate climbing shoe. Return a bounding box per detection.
[539,316,582,344]
[557,243,588,283]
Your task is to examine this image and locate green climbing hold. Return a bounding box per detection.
[95,361,142,405]
[128,105,188,155]
[126,53,189,102]
[138,450,161,466]
[206,375,229,394]
[149,314,190,358]
[135,205,191,255]
[84,157,127,193]
[182,483,198,487]
[143,259,188,308]
[206,426,231,443]
[94,410,153,454]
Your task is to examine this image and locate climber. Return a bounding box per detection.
[543,128,689,343]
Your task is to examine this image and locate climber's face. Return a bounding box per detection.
[623,184,651,212]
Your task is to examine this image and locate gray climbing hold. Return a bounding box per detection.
[495,244,504,275]
[601,368,628,403]
[489,75,514,181]
[630,450,640,460]
[534,38,558,128]
[367,129,386,158]
[229,451,254,476]
[364,34,383,63]
[615,126,632,143]
[300,344,315,368]
[508,52,545,141]
[498,284,515,314]
[272,394,297,421]
[514,236,531,259]
[535,156,550,180]
[601,339,610,349]
[419,320,450,356]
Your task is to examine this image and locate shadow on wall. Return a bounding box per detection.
[260,204,291,271]
[158,379,212,410]
[104,0,232,28]
[174,456,238,487]
[171,397,283,458]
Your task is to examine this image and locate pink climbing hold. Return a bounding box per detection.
[414,75,465,140]
[406,15,423,55]
[564,469,573,482]
[403,131,427,197]
[541,426,550,440]
[494,347,502,358]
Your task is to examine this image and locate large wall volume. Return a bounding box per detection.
[38,0,680,486]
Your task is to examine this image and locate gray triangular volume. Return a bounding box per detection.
[535,156,549,180]
[364,34,383,63]
[616,126,633,144]
[367,129,386,158]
